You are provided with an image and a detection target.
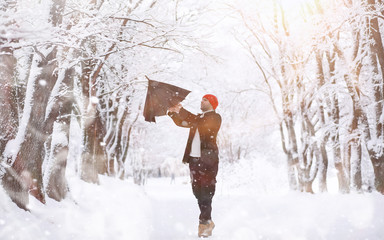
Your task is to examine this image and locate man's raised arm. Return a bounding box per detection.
[168,104,197,128]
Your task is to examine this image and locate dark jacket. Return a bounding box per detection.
[168,108,222,165]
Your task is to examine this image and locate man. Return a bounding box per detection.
[168,94,221,238]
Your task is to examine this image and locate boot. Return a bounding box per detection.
[198,220,215,238]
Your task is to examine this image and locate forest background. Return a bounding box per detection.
[1,0,384,211]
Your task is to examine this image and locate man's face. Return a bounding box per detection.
[200,98,212,112]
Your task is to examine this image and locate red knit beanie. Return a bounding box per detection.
[203,94,218,110]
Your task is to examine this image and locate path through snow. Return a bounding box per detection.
[1,175,384,240]
[145,177,384,240]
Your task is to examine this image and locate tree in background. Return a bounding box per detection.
[0,0,212,209]
[231,0,384,194]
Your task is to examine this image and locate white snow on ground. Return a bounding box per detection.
[1,174,384,240]
[0,174,151,240]
[146,177,384,240]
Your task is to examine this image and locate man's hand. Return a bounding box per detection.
[168,103,182,113]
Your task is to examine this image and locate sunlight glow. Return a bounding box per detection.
[280,0,315,15]
[279,0,333,16]
[281,0,313,8]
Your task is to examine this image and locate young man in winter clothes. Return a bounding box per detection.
[168,94,221,238]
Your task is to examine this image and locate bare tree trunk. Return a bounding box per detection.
[340,22,364,192]
[366,0,384,193]
[16,46,60,203]
[300,147,315,193]
[44,65,74,201]
[7,0,66,204]
[367,0,384,79]
[370,155,384,193]
[284,117,300,190]
[318,142,328,192]
[115,108,128,177]
[315,52,329,192]
[0,45,18,154]
[331,96,349,193]
[326,49,350,193]
[45,122,69,201]
[0,2,28,209]
[104,95,129,178]
[119,111,140,179]
[81,106,106,184]
[331,94,350,193]
[349,139,362,191]
[80,57,104,183]
[104,97,118,177]
[348,101,363,192]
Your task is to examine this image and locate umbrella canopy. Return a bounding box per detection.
[143,76,191,122]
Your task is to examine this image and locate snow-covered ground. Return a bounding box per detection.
[1,174,384,240]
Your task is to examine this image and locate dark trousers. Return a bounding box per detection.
[189,157,218,223]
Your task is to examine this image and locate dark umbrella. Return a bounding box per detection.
[143,76,191,122]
